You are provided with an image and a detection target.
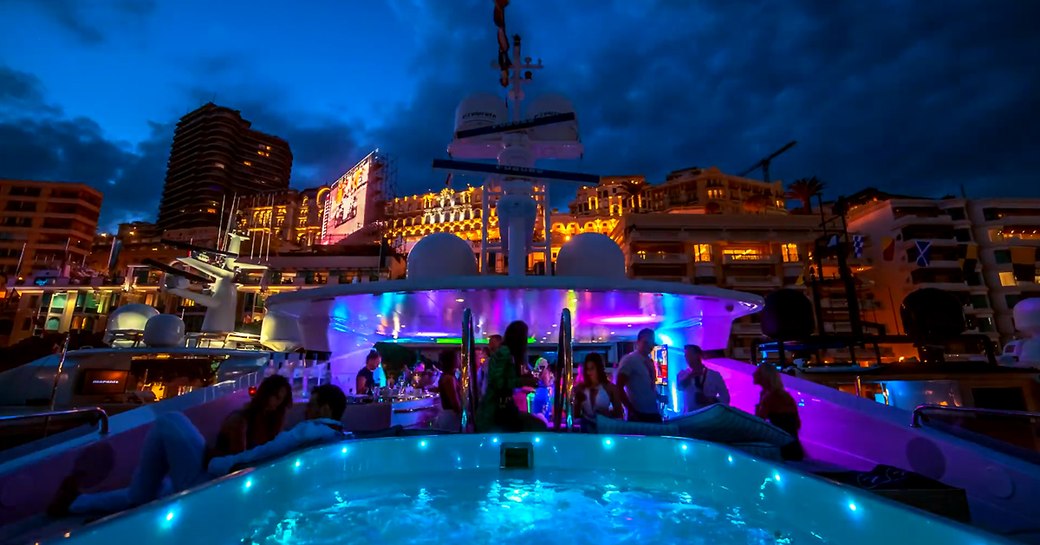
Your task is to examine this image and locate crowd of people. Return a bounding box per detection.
[48,322,805,518]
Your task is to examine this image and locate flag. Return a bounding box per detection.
[959,243,978,276]
[852,234,864,258]
[881,237,895,261]
[494,0,511,87]
[914,240,932,267]
[1010,246,1036,265]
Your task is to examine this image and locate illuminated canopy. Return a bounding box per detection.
[265,275,763,352]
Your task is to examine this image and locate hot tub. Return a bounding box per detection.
[58,433,1007,544]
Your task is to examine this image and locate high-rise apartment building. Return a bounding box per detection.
[846,190,1040,345]
[0,180,101,278]
[156,103,292,232]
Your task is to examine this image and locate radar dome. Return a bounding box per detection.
[104,304,160,343]
[1013,298,1040,336]
[761,289,815,340]
[407,233,478,279]
[555,233,625,279]
[526,94,578,142]
[901,288,965,342]
[261,310,303,352]
[143,314,186,348]
[454,93,507,142]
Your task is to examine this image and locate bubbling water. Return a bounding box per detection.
[243,469,807,545]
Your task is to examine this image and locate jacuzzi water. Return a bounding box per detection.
[60,434,1008,545]
[246,470,801,544]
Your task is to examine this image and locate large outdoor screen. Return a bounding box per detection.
[321,151,385,244]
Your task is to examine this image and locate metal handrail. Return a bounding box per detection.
[459,308,478,432]
[0,407,110,435]
[551,308,574,430]
[911,404,1040,428]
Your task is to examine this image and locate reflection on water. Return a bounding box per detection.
[243,469,806,545]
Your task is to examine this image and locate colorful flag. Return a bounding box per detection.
[494,0,511,87]
[881,237,895,261]
[852,234,864,258]
[914,240,932,267]
[959,243,978,276]
[1010,246,1036,265]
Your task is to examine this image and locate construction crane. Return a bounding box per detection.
[738,140,797,184]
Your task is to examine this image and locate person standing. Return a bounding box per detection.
[753,363,805,461]
[614,328,661,423]
[355,349,382,396]
[573,353,624,423]
[677,345,730,412]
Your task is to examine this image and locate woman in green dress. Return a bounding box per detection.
[475,320,546,432]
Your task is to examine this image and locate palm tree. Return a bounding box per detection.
[786,176,826,214]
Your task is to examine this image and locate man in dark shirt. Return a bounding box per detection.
[356,349,381,395]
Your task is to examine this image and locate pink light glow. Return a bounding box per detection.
[595,315,660,325]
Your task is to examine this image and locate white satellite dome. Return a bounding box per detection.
[407,233,478,279]
[454,93,507,142]
[1013,298,1040,336]
[143,314,186,348]
[555,233,625,279]
[526,94,578,142]
[104,303,160,343]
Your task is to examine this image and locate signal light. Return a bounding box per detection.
[248,386,257,396]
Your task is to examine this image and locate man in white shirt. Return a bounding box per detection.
[677,345,730,412]
[52,385,350,516]
[614,328,662,423]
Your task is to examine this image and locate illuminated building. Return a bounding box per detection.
[643,166,787,214]
[235,186,329,256]
[847,190,1040,345]
[612,212,819,359]
[0,180,101,279]
[156,103,293,232]
[384,183,618,273]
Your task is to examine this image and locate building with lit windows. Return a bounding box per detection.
[235,186,329,256]
[612,211,820,359]
[384,182,622,273]
[968,199,1040,339]
[0,180,101,279]
[844,190,1040,346]
[156,103,293,232]
[643,166,787,215]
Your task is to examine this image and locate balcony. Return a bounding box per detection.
[632,252,688,265]
[723,254,779,264]
[724,276,782,289]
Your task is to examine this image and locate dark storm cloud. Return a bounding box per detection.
[374,0,1040,203]
[12,0,156,45]
[0,65,169,229]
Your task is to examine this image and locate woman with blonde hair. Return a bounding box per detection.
[752,363,805,460]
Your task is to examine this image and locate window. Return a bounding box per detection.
[999,272,1017,287]
[723,247,768,262]
[970,294,989,309]
[692,244,713,263]
[243,161,252,167]
[780,243,800,262]
[954,228,972,242]
[994,249,1011,264]
[945,207,966,221]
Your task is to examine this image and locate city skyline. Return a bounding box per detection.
[1,0,1038,230]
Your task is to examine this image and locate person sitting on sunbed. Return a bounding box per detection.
[50,384,349,516]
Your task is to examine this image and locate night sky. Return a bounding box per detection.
[1,0,1038,231]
